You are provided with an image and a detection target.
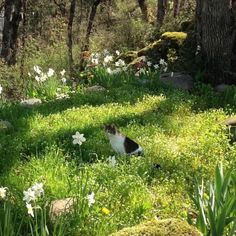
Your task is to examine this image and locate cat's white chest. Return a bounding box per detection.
[108,134,126,154]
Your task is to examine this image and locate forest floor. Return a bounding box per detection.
[0,77,235,235]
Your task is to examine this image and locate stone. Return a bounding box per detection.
[110,218,202,236]
[223,116,236,142]
[0,120,13,132]
[159,72,194,91]
[85,85,106,92]
[20,98,42,108]
[215,84,231,93]
[50,197,75,219]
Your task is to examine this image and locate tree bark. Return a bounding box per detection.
[157,0,167,26]
[83,0,101,50]
[67,0,76,79]
[1,0,22,65]
[20,0,27,80]
[138,0,148,22]
[196,0,235,84]
[173,0,180,18]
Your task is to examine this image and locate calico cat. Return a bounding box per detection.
[104,124,144,155]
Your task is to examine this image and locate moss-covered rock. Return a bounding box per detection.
[110,218,202,236]
[137,32,187,60]
[117,51,138,64]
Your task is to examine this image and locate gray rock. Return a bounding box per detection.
[85,85,106,92]
[215,84,230,93]
[0,120,13,132]
[160,72,194,91]
[20,98,42,107]
[50,197,75,220]
[223,116,236,142]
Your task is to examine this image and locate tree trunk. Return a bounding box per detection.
[67,0,76,79]
[138,0,148,22]
[1,0,22,65]
[173,0,180,18]
[20,0,27,80]
[157,0,167,26]
[83,0,101,50]
[196,0,235,84]
[232,0,236,72]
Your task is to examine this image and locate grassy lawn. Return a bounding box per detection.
[0,76,235,235]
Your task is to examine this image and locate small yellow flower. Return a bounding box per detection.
[102,207,110,215]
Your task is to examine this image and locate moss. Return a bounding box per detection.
[117,51,138,63]
[110,218,202,236]
[161,32,187,46]
[136,32,187,62]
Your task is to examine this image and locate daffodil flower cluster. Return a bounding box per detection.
[29,65,67,85]
[23,182,44,217]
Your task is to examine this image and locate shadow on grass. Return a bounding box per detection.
[0,83,233,177]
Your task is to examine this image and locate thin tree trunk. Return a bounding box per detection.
[67,0,76,79]
[53,0,67,16]
[84,0,101,50]
[1,0,22,65]
[173,0,180,17]
[196,0,234,84]
[179,0,186,10]
[157,0,167,26]
[138,0,148,22]
[77,0,83,45]
[20,0,27,81]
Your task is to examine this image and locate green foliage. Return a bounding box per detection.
[191,164,236,236]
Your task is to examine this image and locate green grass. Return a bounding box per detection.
[0,74,236,235]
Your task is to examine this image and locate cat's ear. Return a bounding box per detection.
[111,124,117,129]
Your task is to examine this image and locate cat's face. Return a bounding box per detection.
[104,124,117,135]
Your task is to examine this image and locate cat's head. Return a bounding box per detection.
[104,124,117,135]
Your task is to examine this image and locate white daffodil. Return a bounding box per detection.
[104,55,113,64]
[72,132,86,145]
[108,156,116,167]
[107,68,112,74]
[171,72,174,77]
[33,65,42,75]
[115,50,120,56]
[40,73,47,82]
[35,75,41,82]
[47,68,55,77]
[115,59,125,67]
[159,59,165,65]
[87,192,95,207]
[26,203,34,217]
[61,77,67,83]
[56,93,70,100]
[28,72,32,77]
[154,64,159,69]
[147,61,152,67]
[23,188,36,203]
[0,187,7,199]
[112,68,122,74]
[163,67,168,72]
[60,69,66,76]
[139,68,146,74]
[0,84,2,95]
[31,182,44,198]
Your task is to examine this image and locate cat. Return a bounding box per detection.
[104,124,144,156]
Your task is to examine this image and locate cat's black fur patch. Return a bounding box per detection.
[124,136,139,154]
[153,163,161,169]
